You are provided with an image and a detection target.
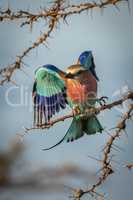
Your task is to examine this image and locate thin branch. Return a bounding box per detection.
[24,91,133,134]
[72,103,133,199]
[0,0,61,85]
[20,91,133,199]
[126,163,133,170]
[0,0,128,86]
[0,1,127,25]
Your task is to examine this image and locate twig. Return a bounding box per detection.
[0,1,127,25]
[72,103,133,199]
[126,163,133,170]
[24,91,133,133]
[0,0,61,85]
[0,0,128,86]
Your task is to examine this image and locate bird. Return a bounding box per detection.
[32,51,103,150]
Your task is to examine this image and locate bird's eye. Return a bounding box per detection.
[75,70,85,75]
[65,73,74,78]
[76,70,82,75]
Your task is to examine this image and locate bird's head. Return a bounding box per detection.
[77,51,99,81]
[65,64,87,78]
[77,51,92,66]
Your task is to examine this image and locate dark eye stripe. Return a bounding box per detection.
[75,69,88,76]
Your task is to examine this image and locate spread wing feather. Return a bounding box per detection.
[33,66,67,125]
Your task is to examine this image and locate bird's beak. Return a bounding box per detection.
[65,73,74,79]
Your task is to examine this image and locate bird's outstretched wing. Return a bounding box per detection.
[33,65,67,125]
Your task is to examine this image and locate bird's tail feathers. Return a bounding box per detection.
[42,118,83,151]
[83,116,103,135]
[42,116,103,151]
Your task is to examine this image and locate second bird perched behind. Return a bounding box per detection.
[32,51,103,150]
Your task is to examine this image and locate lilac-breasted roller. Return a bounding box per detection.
[32,51,103,150]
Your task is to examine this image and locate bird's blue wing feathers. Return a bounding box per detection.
[33,65,67,125]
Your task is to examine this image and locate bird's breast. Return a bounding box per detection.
[66,71,97,104]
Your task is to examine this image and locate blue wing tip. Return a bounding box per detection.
[43,64,60,73]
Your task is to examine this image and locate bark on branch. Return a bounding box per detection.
[0,0,128,86]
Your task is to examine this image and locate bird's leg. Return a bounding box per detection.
[87,96,108,106]
[72,105,81,116]
[96,96,108,106]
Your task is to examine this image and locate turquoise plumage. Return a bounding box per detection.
[33,65,67,124]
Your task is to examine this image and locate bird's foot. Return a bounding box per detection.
[97,96,108,106]
[72,105,81,116]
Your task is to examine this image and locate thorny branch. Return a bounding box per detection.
[22,91,133,200]
[0,0,128,85]
[0,16,57,85]
[0,0,128,25]
[126,163,133,170]
[24,91,133,132]
[0,0,62,85]
[72,103,133,200]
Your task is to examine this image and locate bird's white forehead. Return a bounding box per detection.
[66,64,85,74]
